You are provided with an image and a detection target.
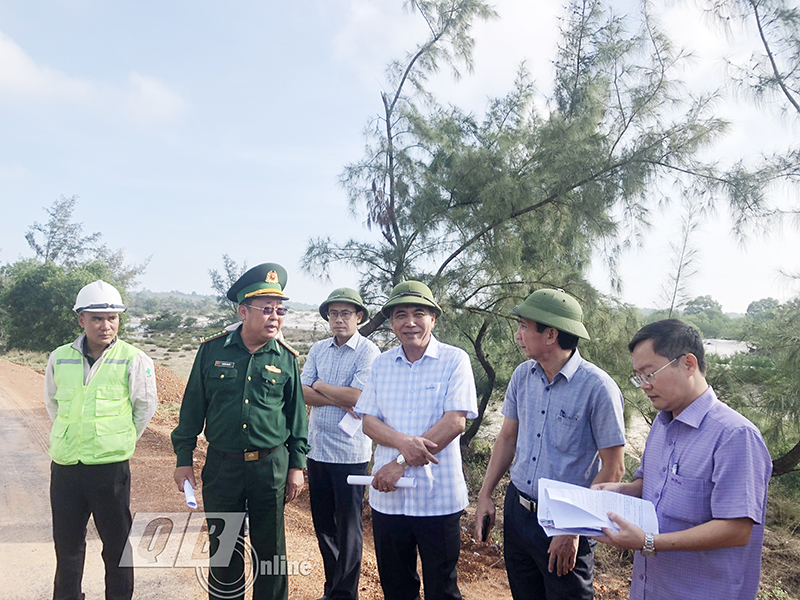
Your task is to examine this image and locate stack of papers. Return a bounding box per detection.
[536,478,659,537]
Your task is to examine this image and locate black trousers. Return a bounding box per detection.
[371,509,462,600]
[307,458,368,600]
[202,445,289,600]
[50,460,133,600]
[503,482,596,600]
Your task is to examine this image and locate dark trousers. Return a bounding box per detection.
[371,509,462,600]
[202,445,289,600]
[503,482,596,600]
[307,458,368,600]
[50,460,133,600]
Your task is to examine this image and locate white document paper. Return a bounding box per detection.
[183,479,198,509]
[346,475,417,488]
[537,478,658,537]
[338,412,362,437]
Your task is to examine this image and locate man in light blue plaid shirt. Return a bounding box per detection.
[301,288,380,600]
[355,281,478,600]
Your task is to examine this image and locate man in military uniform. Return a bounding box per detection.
[302,287,380,600]
[45,280,158,600]
[172,263,309,600]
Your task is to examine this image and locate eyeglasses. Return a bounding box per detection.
[245,304,288,316]
[328,309,355,320]
[630,354,685,388]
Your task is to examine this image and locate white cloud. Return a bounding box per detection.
[0,30,187,125]
[121,72,188,124]
[0,31,93,102]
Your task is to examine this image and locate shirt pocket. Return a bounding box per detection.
[660,473,712,527]
[54,386,77,417]
[206,366,238,389]
[261,371,288,405]
[553,409,583,453]
[95,385,128,416]
[415,382,444,420]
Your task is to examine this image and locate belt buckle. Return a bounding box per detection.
[244,450,259,462]
[519,494,537,512]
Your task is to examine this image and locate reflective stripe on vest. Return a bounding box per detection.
[49,340,140,465]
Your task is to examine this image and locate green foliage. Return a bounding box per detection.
[0,259,122,351]
[141,311,185,331]
[208,254,247,318]
[25,196,148,287]
[304,0,774,441]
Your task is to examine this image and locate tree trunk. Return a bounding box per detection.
[771,438,800,477]
[462,319,496,447]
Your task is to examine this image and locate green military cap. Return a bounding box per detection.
[318,287,369,320]
[381,280,442,318]
[227,262,289,304]
[513,288,590,340]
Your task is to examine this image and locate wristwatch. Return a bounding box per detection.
[395,454,408,469]
[642,532,657,557]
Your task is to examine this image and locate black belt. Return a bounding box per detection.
[516,487,537,513]
[222,447,279,462]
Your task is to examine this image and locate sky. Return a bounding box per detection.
[0,0,797,314]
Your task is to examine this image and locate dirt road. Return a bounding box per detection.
[0,359,511,600]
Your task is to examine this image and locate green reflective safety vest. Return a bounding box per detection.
[49,339,140,465]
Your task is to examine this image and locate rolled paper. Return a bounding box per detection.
[346,475,416,488]
[183,479,198,509]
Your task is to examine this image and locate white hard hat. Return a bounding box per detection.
[73,280,126,313]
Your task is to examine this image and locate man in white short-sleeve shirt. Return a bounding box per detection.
[355,280,478,600]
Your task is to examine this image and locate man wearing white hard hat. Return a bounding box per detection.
[44,280,157,600]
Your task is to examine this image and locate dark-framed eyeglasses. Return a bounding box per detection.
[630,354,685,388]
[245,304,287,316]
[328,309,355,320]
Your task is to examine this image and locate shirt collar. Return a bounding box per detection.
[533,347,582,382]
[670,385,717,428]
[326,331,362,350]
[225,327,281,354]
[395,334,440,364]
[72,333,118,357]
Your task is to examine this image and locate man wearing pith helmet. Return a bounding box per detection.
[475,288,625,600]
[172,263,309,600]
[45,280,157,600]
[301,287,380,600]
[355,280,478,600]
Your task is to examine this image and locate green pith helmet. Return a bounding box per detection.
[227,262,289,303]
[318,287,369,320]
[513,288,590,340]
[381,280,442,318]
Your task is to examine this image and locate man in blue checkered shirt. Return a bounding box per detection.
[355,281,479,600]
[301,288,380,600]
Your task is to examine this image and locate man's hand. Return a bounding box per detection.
[174,466,196,492]
[591,482,623,492]
[474,495,496,542]
[371,461,405,493]
[285,468,305,503]
[548,535,579,576]
[594,512,645,551]
[398,436,438,467]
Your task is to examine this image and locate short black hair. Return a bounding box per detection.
[628,319,706,374]
[535,321,579,351]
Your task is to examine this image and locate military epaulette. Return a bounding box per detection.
[200,330,228,344]
[278,337,300,357]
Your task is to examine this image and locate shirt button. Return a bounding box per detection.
[219,374,225,379]
[662,467,666,472]
[245,399,249,404]
[272,378,276,383]
[242,424,247,429]
[541,410,545,414]
[248,376,252,381]
[532,457,536,461]
[537,433,541,438]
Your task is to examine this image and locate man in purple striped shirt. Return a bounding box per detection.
[594,319,772,600]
